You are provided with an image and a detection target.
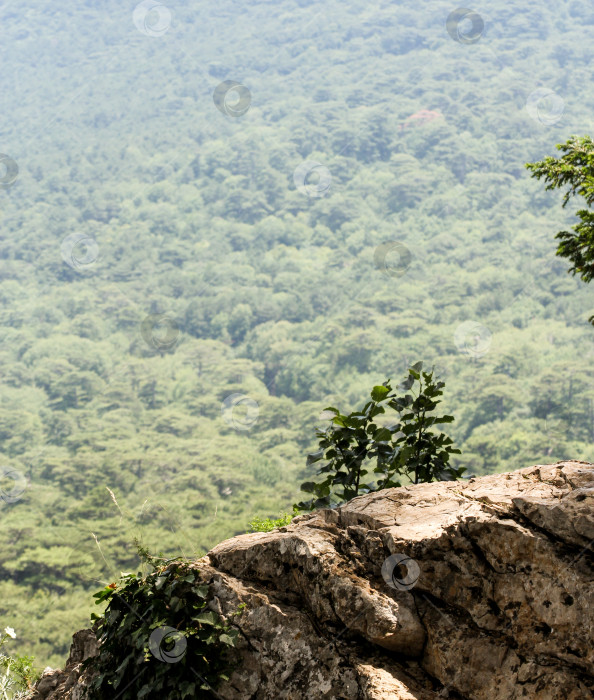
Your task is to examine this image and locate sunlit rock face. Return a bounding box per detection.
[30,461,594,700]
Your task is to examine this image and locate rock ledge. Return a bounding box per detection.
[30,461,594,699]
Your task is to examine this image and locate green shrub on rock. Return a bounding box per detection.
[84,549,240,700]
[295,362,463,511]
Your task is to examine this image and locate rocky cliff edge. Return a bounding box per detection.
[31,460,594,699]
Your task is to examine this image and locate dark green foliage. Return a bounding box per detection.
[387,364,463,485]
[295,363,463,511]
[85,545,240,700]
[527,136,594,322]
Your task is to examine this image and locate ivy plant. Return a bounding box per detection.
[83,546,241,700]
[295,362,463,511]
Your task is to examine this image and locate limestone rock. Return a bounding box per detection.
[29,630,97,700]
[29,460,594,699]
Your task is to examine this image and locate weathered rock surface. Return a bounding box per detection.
[30,630,97,700]
[30,461,594,699]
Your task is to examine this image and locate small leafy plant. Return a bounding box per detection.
[84,542,241,700]
[295,362,463,511]
[0,626,39,700]
[247,506,299,533]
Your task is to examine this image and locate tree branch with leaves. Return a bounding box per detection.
[527,135,594,323]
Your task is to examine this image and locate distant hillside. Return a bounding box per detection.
[0,0,593,670]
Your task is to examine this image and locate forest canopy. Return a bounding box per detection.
[0,0,593,671]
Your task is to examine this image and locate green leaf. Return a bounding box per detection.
[306,450,324,465]
[154,576,168,590]
[181,684,197,699]
[194,611,219,626]
[373,427,393,442]
[317,483,331,497]
[193,584,209,598]
[399,375,415,391]
[433,415,455,424]
[370,385,390,402]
